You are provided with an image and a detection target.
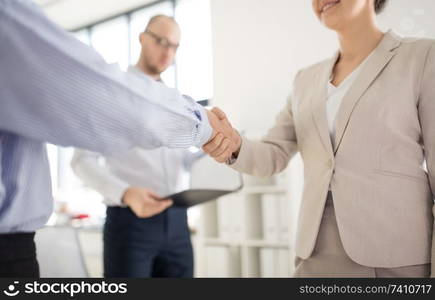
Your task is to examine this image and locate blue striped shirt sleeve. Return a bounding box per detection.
[0,0,212,153]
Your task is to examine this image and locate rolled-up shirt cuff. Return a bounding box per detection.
[193,106,213,148]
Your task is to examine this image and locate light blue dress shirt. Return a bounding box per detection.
[0,0,212,233]
[71,67,206,207]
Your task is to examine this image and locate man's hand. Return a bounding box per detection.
[122,187,172,218]
[203,107,242,163]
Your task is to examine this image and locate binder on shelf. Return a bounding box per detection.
[217,195,232,240]
[260,248,277,278]
[260,248,291,278]
[205,246,226,277]
[277,249,291,278]
[261,194,280,241]
[201,201,219,238]
[231,194,244,240]
[217,193,244,240]
[244,247,261,277]
[204,246,241,277]
[244,194,263,240]
[278,194,291,242]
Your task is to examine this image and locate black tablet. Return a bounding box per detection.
[162,187,242,208]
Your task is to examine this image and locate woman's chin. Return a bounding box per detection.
[321,17,343,31]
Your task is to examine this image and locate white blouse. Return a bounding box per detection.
[326,53,373,148]
[326,52,373,191]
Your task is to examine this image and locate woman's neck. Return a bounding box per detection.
[337,21,384,63]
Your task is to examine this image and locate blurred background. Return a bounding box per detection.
[34,0,435,277]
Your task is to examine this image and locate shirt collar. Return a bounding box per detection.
[127,66,164,83]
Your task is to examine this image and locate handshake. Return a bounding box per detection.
[122,107,242,220]
[202,107,242,163]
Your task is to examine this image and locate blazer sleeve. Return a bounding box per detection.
[228,92,299,177]
[418,41,435,277]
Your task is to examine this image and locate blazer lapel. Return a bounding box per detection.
[333,30,402,154]
[310,51,339,158]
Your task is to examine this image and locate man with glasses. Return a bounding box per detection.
[72,15,203,278]
[139,21,180,80]
[0,0,237,278]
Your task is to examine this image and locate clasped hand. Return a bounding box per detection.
[202,107,241,163]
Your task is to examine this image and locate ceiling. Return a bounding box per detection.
[34,0,157,30]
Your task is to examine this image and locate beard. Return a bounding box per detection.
[145,62,167,77]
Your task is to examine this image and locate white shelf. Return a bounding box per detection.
[241,186,288,194]
[245,240,290,248]
[202,238,290,248]
[203,238,234,246]
[194,168,299,278]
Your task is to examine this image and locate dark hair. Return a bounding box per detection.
[374,0,388,14]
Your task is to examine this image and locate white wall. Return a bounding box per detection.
[210,0,335,133]
[378,0,435,38]
[209,0,435,247]
[210,0,435,134]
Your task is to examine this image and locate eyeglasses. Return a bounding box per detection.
[145,30,180,51]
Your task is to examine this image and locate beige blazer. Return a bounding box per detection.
[230,30,435,271]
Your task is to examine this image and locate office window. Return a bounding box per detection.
[91,16,130,71]
[47,0,214,226]
[175,0,213,100]
[73,29,91,46]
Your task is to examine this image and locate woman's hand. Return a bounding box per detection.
[203,107,242,163]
